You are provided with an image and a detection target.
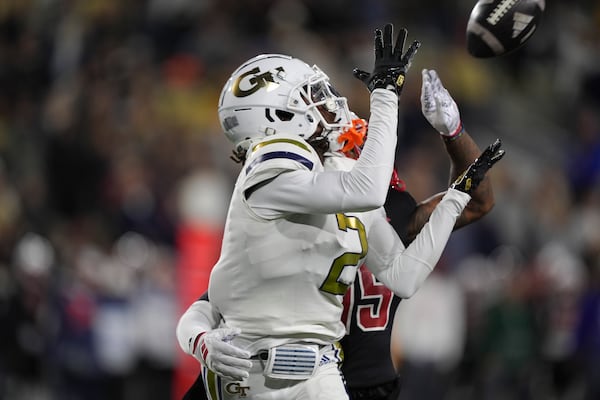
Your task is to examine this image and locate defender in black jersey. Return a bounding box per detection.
[340,132,499,400]
[340,68,502,400]
[341,188,416,400]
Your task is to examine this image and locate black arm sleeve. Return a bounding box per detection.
[383,188,417,245]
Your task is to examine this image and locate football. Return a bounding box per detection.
[466,0,545,58]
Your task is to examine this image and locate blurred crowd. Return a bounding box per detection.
[0,1,598,399]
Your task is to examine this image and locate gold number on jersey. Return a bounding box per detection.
[320,214,368,295]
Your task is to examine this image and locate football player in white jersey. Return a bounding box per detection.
[177,24,504,400]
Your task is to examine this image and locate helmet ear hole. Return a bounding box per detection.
[275,110,294,121]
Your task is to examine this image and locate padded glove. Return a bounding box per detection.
[353,23,420,94]
[451,139,505,193]
[421,69,462,137]
[193,328,252,380]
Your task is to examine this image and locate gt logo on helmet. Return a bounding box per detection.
[233,66,283,97]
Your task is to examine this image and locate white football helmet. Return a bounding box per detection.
[218,54,353,155]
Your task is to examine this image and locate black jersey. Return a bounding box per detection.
[340,188,417,389]
[341,264,402,388]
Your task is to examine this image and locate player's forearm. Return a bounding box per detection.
[405,195,441,243]
[406,190,480,243]
[407,190,493,241]
[348,88,399,206]
[176,299,220,356]
[443,130,481,179]
[443,130,495,219]
[372,188,471,298]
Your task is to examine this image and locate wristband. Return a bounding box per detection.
[192,332,205,354]
[443,121,464,142]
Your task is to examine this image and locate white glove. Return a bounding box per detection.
[420,69,462,137]
[193,328,252,380]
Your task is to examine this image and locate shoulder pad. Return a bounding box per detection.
[241,135,322,190]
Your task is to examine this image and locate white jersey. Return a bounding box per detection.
[208,139,370,354]
[205,89,471,355]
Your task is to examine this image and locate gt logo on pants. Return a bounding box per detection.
[226,382,250,397]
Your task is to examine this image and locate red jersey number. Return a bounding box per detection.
[342,265,394,332]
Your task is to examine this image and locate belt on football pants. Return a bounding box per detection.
[347,377,400,400]
[250,344,323,380]
[249,343,343,381]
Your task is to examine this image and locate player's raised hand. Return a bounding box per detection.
[193,327,252,380]
[451,139,505,194]
[353,23,420,94]
[421,69,462,138]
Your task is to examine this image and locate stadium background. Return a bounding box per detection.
[0,0,598,399]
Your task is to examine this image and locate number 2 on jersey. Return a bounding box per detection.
[319,214,368,295]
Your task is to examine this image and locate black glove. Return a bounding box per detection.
[353,23,421,93]
[451,139,505,194]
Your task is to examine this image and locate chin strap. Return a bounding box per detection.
[230,148,247,164]
[307,134,330,156]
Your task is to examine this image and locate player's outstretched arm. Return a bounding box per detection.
[247,24,421,217]
[403,69,505,242]
[367,187,471,298]
[404,138,505,242]
[443,130,497,225]
[421,68,500,219]
[367,139,503,299]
